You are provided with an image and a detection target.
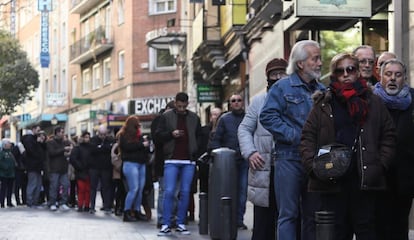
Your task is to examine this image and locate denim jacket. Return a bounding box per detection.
[259,72,326,158]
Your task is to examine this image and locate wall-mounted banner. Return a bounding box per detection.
[40,11,50,68]
[46,92,66,106]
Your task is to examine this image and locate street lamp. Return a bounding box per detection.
[168,37,184,66]
[51,114,58,125]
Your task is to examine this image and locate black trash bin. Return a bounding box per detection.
[315,211,335,240]
[208,148,238,240]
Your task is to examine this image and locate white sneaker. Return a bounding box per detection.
[59,204,70,211]
[157,225,172,236]
[50,205,57,211]
[176,224,190,235]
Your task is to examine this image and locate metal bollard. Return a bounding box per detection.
[315,211,335,240]
[199,192,208,235]
[221,197,232,240]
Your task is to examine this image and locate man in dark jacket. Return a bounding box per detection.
[156,92,201,236]
[373,58,414,240]
[151,100,175,228]
[89,125,115,213]
[22,125,45,208]
[46,126,73,211]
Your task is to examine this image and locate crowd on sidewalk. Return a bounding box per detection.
[1,40,414,240]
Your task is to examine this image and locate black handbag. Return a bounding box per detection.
[313,143,353,181]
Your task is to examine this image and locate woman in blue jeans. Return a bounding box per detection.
[117,115,150,222]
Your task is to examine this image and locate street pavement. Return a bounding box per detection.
[2,190,414,240]
[0,191,253,240]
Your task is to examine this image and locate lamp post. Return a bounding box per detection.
[168,37,184,66]
[51,114,58,125]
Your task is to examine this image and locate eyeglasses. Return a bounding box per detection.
[269,70,287,78]
[230,99,242,103]
[334,66,357,76]
[358,58,375,65]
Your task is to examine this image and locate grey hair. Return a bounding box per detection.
[287,40,320,75]
[380,58,407,81]
[352,45,376,57]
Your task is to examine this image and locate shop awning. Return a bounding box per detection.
[18,113,68,130]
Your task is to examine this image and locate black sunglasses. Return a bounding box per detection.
[334,66,357,76]
[230,99,242,103]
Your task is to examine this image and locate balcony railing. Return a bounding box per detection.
[70,0,102,15]
[70,26,113,65]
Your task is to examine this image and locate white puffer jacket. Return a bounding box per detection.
[238,93,274,207]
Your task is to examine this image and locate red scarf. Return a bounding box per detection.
[330,78,369,126]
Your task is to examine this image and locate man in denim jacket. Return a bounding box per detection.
[260,40,326,240]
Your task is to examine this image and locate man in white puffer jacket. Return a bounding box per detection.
[238,58,287,240]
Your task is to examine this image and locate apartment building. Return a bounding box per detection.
[1,0,182,140]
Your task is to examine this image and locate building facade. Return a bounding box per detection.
[1,0,182,140]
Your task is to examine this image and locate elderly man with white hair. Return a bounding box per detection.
[89,125,115,214]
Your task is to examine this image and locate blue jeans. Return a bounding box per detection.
[48,173,70,206]
[26,171,42,206]
[157,176,180,224]
[237,158,248,225]
[157,177,165,224]
[163,162,195,226]
[123,161,146,211]
[274,157,320,240]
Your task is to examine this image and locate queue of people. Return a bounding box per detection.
[1,40,414,240]
[0,123,154,219]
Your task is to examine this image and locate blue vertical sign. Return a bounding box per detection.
[40,12,50,68]
[38,0,52,11]
[39,0,52,68]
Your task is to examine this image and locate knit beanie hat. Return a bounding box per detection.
[265,58,288,77]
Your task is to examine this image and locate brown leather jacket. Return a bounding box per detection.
[300,89,396,192]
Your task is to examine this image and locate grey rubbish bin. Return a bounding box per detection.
[208,148,238,240]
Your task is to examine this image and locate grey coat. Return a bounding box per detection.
[238,93,274,207]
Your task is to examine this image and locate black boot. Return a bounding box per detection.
[123,210,136,222]
[134,210,148,221]
[115,208,123,216]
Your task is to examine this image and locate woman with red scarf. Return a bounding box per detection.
[300,53,396,239]
[117,115,150,222]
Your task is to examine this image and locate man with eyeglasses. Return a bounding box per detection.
[353,45,378,86]
[260,40,326,240]
[210,92,248,230]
